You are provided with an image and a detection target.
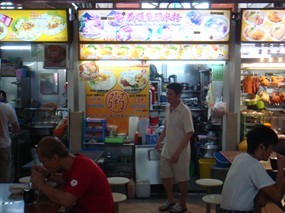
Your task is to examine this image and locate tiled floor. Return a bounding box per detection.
[120,193,210,213]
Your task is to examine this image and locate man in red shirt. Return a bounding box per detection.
[31,136,114,213]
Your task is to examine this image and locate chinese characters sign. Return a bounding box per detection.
[78,9,231,42]
[85,65,149,133]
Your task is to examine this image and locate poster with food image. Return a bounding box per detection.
[85,65,149,134]
[241,9,285,42]
[0,10,68,42]
[79,44,229,60]
[88,71,116,91]
[0,22,8,40]
[118,70,149,93]
[79,61,99,81]
[40,11,67,36]
[80,44,99,59]
[78,9,231,42]
[44,44,67,68]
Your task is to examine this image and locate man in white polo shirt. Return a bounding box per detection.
[156,83,194,213]
[0,90,19,182]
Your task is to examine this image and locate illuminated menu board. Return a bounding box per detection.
[0,10,68,42]
[79,43,229,60]
[241,9,285,42]
[78,9,231,42]
[85,65,149,133]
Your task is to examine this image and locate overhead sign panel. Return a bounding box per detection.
[78,9,231,42]
[0,10,68,42]
[241,9,285,42]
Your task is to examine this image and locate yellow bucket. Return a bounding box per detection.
[199,158,216,179]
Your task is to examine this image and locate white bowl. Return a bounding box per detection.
[9,184,26,194]
[18,176,31,184]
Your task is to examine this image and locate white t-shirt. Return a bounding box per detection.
[221,152,275,211]
[161,101,194,161]
[0,102,19,148]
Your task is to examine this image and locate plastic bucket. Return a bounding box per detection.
[199,158,216,179]
[214,152,231,168]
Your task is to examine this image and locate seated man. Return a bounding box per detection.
[31,136,114,213]
[221,125,285,212]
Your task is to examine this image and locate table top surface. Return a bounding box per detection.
[107,177,130,185]
[219,151,241,164]
[0,183,60,213]
[219,151,276,171]
[195,178,223,187]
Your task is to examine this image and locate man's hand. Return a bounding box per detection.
[31,167,46,188]
[32,165,50,177]
[170,152,179,164]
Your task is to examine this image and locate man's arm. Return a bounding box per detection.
[155,125,166,153]
[170,131,193,163]
[260,154,285,202]
[31,168,77,208]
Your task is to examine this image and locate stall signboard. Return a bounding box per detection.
[85,64,149,133]
[78,9,231,42]
[241,9,285,42]
[0,10,68,42]
[79,43,229,60]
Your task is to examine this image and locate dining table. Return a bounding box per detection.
[219,151,274,171]
[0,183,62,213]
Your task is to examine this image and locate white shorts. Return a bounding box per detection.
[160,156,190,182]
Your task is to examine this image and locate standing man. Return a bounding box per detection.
[155,83,194,213]
[31,136,114,213]
[0,90,19,182]
[221,125,285,212]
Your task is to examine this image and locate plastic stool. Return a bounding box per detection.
[195,178,223,193]
[195,178,223,213]
[112,192,127,213]
[202,194,221,213]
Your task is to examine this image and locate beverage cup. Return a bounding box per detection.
[270,157,278,172]
[23,187,39,205]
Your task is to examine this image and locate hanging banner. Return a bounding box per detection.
[0,10,68,42]
[85,65,149,133]
[78,9,231,42]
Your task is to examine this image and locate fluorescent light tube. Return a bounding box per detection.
[0,45,31,50]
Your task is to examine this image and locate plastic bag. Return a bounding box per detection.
[53,117,68,137]
[211,100,227,117]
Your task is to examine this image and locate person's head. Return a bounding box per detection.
[0,90,7,103]
[37,136,69,172]
[166,83,182,105]
[246,125,278,160]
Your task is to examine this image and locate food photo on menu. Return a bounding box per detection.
[118,70,149,93]
[8,11,67,41]
[242,9,285,42]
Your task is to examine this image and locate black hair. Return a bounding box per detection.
[166,83,183,95]
[246,124,278,154]
[0,90,7,102]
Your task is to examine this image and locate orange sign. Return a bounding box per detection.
[85,65,150,133]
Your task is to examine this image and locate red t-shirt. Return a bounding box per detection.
[63,154,114,213]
